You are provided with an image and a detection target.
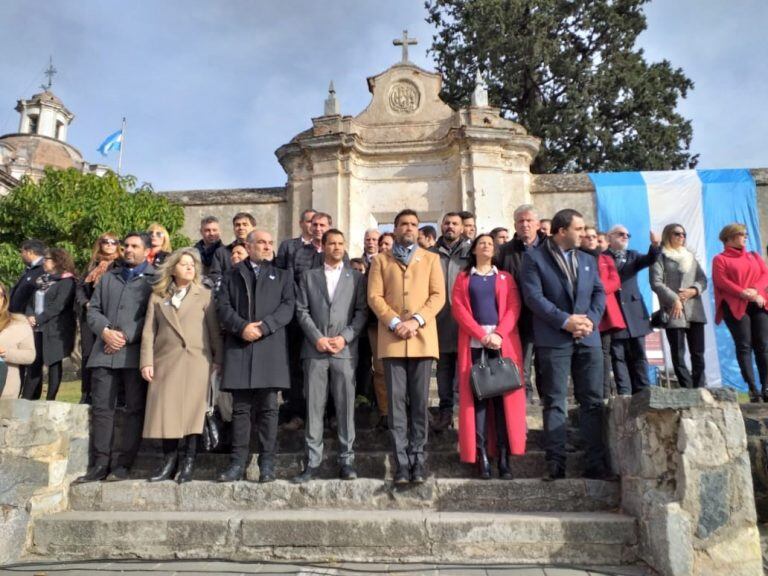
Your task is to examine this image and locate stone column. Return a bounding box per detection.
[608,388,762,576]
[0,399,89,564]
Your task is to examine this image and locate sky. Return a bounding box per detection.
[0,0,765,192]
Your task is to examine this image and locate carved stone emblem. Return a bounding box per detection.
[388,81,420,114]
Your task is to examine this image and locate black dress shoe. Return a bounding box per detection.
[583,466,619,481]
[149,454,178,483]
[411,463,427,484]
[106,466,130,482]
[393,467,410,485]
[498,452,513,480]
[431,410,453,432]
[477,451,491,480]
[176,456,195,484]
[259,461,276,483]
[217,462,246,482]
[73,465,109,484]
[292,466,319,484]
[543,461,565,482]
[339,464,358,481]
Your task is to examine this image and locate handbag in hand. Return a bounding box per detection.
[470,347,522,401]
[650,309,669,329]
[201,372,223,452]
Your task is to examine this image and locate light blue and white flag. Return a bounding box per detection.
[97,129,123,157]
[590,169,761,390]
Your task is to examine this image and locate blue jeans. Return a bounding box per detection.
[536,343,605,471]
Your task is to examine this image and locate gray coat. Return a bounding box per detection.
[86,264,156,369]
[430,237,471,353]
[650,251,708,329]
[295,265,368,360]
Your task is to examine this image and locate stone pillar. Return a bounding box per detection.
[608,388,762,576]
[0,399,89,564]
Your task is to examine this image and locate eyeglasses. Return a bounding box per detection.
[736,232,749,238]
[672,231,687,238]
[149,231,165,237]
[100,238,119,245]
[616,232,631,238]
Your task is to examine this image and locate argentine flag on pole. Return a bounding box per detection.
[590,169,760,391]
[97,129,123,157]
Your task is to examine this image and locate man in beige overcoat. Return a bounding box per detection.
[367,209,445,485]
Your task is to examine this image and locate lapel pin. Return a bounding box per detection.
[269,274,276,280]
[500,274,506,280]
[585,266,590,271]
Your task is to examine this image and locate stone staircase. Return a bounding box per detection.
[26,406,641,566]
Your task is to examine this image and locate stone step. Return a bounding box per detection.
[128,449,586,481]
[30,509,638,565]
[68,477,620,513]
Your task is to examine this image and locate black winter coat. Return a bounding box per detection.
[609,245,662,339]
[216,261,294,391]
[27,277,76,366]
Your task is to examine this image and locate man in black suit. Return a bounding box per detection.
[520,209,609,480]
[605,225,662,396]
[9,239,46,390]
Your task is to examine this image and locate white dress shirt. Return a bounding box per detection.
[324,261,343,301]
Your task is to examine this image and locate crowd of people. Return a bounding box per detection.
[1,204,767,486]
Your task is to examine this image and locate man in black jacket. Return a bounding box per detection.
[216,230,295,482]
[208,212,256,282]
[194,216,223,277]
[430,212,470,431]
[605,225,662,395]
[275,208,316,271]
[497,204,547,402]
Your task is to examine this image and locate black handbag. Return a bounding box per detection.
[470,348,522,401]
[650,309,669,329]
[201,373,223,452]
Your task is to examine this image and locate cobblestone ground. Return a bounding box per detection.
[0,560,652,575]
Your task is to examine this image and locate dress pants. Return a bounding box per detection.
[610,336,651,395]
[90,368,147,469]
[281,321,306,421]
[355,332,373,402]
[600,332,614,398]
[368,325,388,417]
[471,348,508,453]
[536,343,605,471]
[435,351,457,414]
[383,357,432,470]
[230,388,278,466]
[304,357,356,468]
[520,331,541,400]
[665,323,706,389]
[722,302,768,394]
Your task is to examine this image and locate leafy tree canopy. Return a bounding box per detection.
[0,168,189,285]
[426,0,698,173]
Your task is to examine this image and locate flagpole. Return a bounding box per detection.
[117,117,126,175]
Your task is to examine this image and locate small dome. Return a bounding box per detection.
[28,90,65,107]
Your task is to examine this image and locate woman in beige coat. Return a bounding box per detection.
[0,283,35,398]
[140,248,222,483]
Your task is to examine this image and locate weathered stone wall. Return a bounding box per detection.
[162,187,288,245]
[608,388,762,576]
[741,404,768,522]
[0,399,89,565]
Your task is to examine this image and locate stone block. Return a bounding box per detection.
[629,387,708,415]
[0,398,36,420]
[697,467,730,538]
[28,487,66,514]
[68,482,102,511]
[722,404,748,457]
[729,452,758,525]
[180,481,234,511]
[693,525,763,576]
[0,504,30,565]
[678,417,728,467]
[0,454,51,503]
[65,436,90,478]
[645,502,693,576]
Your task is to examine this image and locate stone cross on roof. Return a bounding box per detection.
[41,56,57,91]
[393,29,417,63]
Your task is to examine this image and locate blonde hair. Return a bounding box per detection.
[719,223,747,244]
[147,223,172,252]
[0,283,9,333]
[152,248,202,296]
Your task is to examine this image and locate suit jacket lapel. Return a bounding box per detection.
[331,267,353,305]
[545,249,575,304]
[159,297,185,340]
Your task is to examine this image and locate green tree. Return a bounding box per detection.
[425,0,698,173]
[0,168,190,285]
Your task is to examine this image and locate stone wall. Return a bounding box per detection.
[162,187,288,245]
[741,404,768,522]
[0,399,89,565]
[608,388,762,576]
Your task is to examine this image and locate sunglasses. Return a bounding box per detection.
[672,231,687,238]
[616,232,631,238]
[100,238,119,245]
[149,231,165,237]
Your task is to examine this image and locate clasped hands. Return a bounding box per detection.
[672,287,698,319]
[564,314,594,339]
[481,332,503,350]
[103,327,127,355]
[316,336,346,354]
[742,288,766,308]
[394,318,420,340]
[241,321,264,342]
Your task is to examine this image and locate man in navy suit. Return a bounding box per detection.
[605,226,662,395]
[520,209,609,480]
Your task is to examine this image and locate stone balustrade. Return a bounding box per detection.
[608,387,762,576]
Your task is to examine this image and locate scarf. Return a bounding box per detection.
[36,272,74,293]
[662,246,695,274]
[121,260,149,283]
[392,242,416,266]
[546,238,578,296]
[85,254,120,284]
[168,283,190,310]
[607,248,628,270]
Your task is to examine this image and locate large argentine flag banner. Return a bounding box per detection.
[590,169,761,390]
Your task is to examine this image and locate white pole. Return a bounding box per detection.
[117,116,126,175]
